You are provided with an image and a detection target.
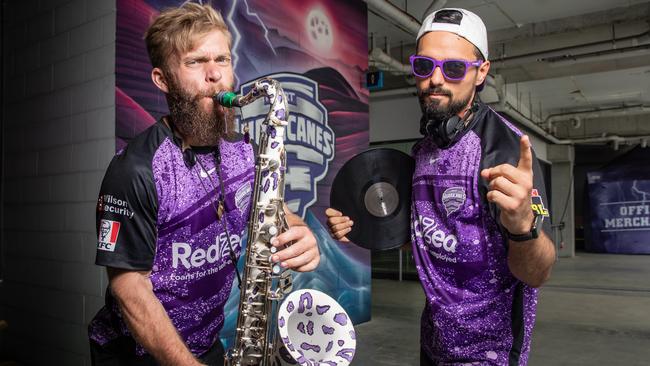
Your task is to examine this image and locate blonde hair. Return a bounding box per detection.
[145,3,232,69]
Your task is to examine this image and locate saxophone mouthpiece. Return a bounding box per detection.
[214,91,242,108]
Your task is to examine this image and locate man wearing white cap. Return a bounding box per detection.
[327,8,555,365]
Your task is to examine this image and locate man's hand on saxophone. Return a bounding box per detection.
[270,204,320,272]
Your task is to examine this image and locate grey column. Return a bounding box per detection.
[548,144,575,258]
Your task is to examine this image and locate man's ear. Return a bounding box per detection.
[476,60,491,87]
[151,67,169,93]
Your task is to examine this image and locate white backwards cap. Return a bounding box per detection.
[417,8,488,60]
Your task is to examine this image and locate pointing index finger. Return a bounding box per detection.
[517,135,533,172]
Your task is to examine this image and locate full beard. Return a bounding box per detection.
[418,86,473,127]
[166,77,235,146]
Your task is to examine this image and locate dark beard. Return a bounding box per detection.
[166,77,235,146]
[418,87,472,133]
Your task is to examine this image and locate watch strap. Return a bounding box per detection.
[506,214,543,242]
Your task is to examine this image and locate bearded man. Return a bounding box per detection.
[88,4,319,366]
[327,8,555,365]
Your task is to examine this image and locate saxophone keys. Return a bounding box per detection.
[267,158,280,171]
[257,224,278,244]
[264,203,277,216]
[246,278,266,284]
[241,351,262,365]
[267,225,278,236]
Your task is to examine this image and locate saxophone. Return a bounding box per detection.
[217,78,356,366]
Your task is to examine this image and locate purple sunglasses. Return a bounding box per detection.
[409,55,483,81]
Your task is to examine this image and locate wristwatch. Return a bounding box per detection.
[506,213,543,242]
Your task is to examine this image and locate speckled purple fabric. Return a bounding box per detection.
[411,127,538,365]
[89,136,255,356]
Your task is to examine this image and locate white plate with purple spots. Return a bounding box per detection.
[277,289,356,366]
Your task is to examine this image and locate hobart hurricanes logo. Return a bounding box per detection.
[441,187,466,216]
[236,73,335,218]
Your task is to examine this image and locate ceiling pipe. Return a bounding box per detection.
[541,43,650,65]
[545,104,650,130]
[364,1,419,76]
[365,0,421,35]
[369,48,412,74]
[493,101,650,146]
[571,134,650,146]
[369,60,411,76]
[493,29,650,68]
[570,117,581,130]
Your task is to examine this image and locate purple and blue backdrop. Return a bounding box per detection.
[115,0,371,347]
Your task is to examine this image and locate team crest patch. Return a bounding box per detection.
[98,219,120,252]
[442,187,466,216]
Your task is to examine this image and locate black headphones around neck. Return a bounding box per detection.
[420,101,480,148]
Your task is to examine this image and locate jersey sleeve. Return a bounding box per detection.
[479,127,552,240]
[95,154,158,270]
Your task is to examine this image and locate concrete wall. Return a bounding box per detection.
[369,94,421,143]
[1,0,115,364]
[548,144,576,258]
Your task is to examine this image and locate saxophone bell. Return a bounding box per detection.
[277,289,356,366]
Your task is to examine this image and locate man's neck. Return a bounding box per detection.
[459,95,478,125]
[163,116,192,150]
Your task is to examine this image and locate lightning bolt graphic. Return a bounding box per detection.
[227,0,277,83]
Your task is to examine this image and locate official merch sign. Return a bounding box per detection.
[586,172,650,254]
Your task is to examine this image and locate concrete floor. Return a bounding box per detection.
[353,252,650,365]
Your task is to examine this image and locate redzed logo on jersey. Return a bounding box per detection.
[98,219,121,252]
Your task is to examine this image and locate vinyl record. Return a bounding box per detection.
[330,148,414,251]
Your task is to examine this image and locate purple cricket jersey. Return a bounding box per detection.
[411,104,551,365]
[89,120,255,356]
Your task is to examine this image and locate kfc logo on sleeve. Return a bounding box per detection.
[98,219,121,252]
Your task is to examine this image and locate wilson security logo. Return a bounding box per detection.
[97,194,134,219]
[98,219,121,252]
[235,73,335,219]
